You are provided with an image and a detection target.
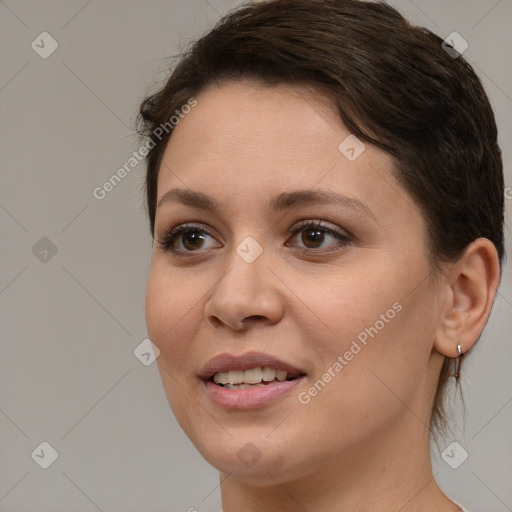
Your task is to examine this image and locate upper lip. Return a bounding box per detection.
[199,351,306,380]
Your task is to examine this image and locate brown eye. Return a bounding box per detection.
[156,224,221,253]
[300,228,326,248]
[287,220,351,253]
[181,230,207,250]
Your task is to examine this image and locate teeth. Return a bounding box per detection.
[224,383,266,390]
[244,367,262,384]
[262,367,277,381]
[213,372,229,385]
[275,370,287,381]
[228,370,244,385]
[212,366,290,386]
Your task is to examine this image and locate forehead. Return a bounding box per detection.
[168,81,341,153]
[156,81,418,226]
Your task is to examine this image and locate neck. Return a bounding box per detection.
[219,413,461,512]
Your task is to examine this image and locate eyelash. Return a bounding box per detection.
[154,220,351,256]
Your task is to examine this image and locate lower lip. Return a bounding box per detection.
[203,378,304,410]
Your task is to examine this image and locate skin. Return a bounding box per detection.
[145,81,500,511]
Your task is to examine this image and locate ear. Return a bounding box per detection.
[433,238,501,358]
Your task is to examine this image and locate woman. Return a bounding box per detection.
[138,1,504,510]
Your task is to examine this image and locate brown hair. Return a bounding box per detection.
[137,0,504,435]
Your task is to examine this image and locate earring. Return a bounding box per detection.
[454,344,464,379]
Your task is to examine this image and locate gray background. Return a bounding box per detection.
[0,1,511,511]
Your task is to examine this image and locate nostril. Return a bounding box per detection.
[208,316,224,328]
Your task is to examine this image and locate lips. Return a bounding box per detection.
[199,351,306,380]
[199,351,307,410]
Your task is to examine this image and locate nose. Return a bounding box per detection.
[204,250,285,332]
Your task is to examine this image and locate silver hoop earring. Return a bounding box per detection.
[454,344,464,379]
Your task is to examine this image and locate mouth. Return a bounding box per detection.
[210,366,303,389]
[200,352,307,410]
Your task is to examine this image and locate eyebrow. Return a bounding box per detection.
[157,188,376,220]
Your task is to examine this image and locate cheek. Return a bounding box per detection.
[145,263,206,424]
[297,288,434,446]
[145,267,171,345]
[145,263,201,366]
[298,265,401,344]
[301,261,435,389]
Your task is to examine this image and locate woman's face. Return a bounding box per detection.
[146,81,445,483]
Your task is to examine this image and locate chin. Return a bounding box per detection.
[186,425,315,486]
